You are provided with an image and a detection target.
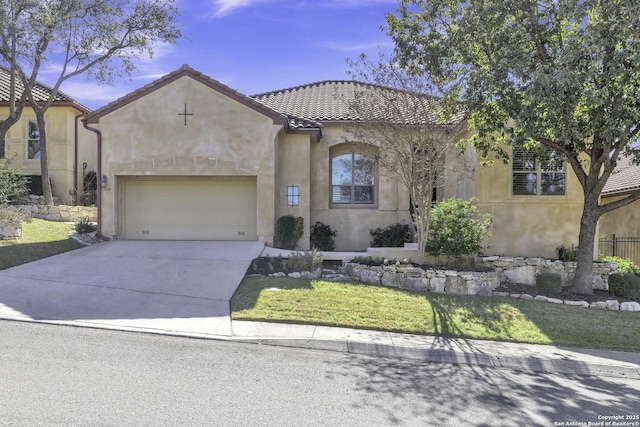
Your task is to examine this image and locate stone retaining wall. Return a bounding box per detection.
[342,261,638,312]
[15,196,97,223]
[475,256,615,290]
[344,263,501,296]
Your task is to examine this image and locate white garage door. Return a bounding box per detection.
[121,177,257,240]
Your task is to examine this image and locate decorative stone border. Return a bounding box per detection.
[494,292,640,312]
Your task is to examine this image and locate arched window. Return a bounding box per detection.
[331,151,375,205]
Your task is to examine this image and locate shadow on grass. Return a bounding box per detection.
[0,240,83,270]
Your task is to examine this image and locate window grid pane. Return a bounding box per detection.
[541,173,565,195]
[513,172,537,195]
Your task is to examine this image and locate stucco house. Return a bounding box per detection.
[83,64,438,251]
[7,64,638,259]
[0,67,96,204]
[79,64,640,258]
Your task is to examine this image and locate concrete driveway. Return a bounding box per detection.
[0,241,264,336]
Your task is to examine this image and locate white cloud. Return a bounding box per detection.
[211,0,271,17]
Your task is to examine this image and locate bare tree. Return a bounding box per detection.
[0,0,181,205]
[344,53,468,264]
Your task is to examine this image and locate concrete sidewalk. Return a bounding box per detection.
[229,321,640,379]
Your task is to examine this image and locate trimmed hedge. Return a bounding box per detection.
[370,222,411,248]
[608,273,640,300]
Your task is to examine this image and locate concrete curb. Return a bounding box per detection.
[3,315,639,380]
[232,337,640,379]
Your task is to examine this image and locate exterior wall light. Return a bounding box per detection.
[101,174,108,188]
[286,185,300,206]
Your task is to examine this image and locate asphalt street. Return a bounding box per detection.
[1,321,638,427]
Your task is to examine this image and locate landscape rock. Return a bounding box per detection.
[606,300,620,311]
[621,302,640,312]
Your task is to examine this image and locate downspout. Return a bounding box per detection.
[81,119,104,239]
[74,114,83,206]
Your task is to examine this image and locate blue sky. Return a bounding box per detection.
[55,0,398,111]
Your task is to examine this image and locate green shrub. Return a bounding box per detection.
[0,156,29,204]
[0,205,31,224]
[310,221,336,251]
[600,256,640,274]
[288,249,323,272]
[425,197,492,257]
[370,222,411,248]
[535,273,563,294]
[557,244,579,262]
[275,215,304,250]
[75,217,97,234]
[608,274,640,300]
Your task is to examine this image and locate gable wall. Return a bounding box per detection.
[95,76,281,242]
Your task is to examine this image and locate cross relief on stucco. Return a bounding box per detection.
[108,156,260,175]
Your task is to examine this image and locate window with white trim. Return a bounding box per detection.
[512,144,565,195]
[331,151,375,205]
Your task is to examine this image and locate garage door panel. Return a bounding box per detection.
[122,177,257,240]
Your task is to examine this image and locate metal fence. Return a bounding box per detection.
[598,234,640,265]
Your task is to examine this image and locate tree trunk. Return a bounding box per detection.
[571,198,600,294]
[35,113,54,206]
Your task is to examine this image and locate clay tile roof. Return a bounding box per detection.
[250,80,465,125]
[0,67,87,111]
[602,154,640,196]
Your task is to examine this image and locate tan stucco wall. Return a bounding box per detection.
[476,149,584,258]
[93,76,281,242]
[2,106,96,204]
[276,133,312,250]
[309,126,412,251]
[599,196,640,237]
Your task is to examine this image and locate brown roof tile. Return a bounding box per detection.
[602,154,640,196]
[250,80,465,125]
[0,67,87,111]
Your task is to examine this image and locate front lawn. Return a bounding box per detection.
[231,277,640,352]
[0,219,84,270]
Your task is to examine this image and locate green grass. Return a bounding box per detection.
[0,219,83,270]
[231,277,640,352]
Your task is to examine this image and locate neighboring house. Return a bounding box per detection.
[0,68,97,204]
[78,64,639,257]
[599,155,640,236]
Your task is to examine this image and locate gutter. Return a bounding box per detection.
[81,119,105,239]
